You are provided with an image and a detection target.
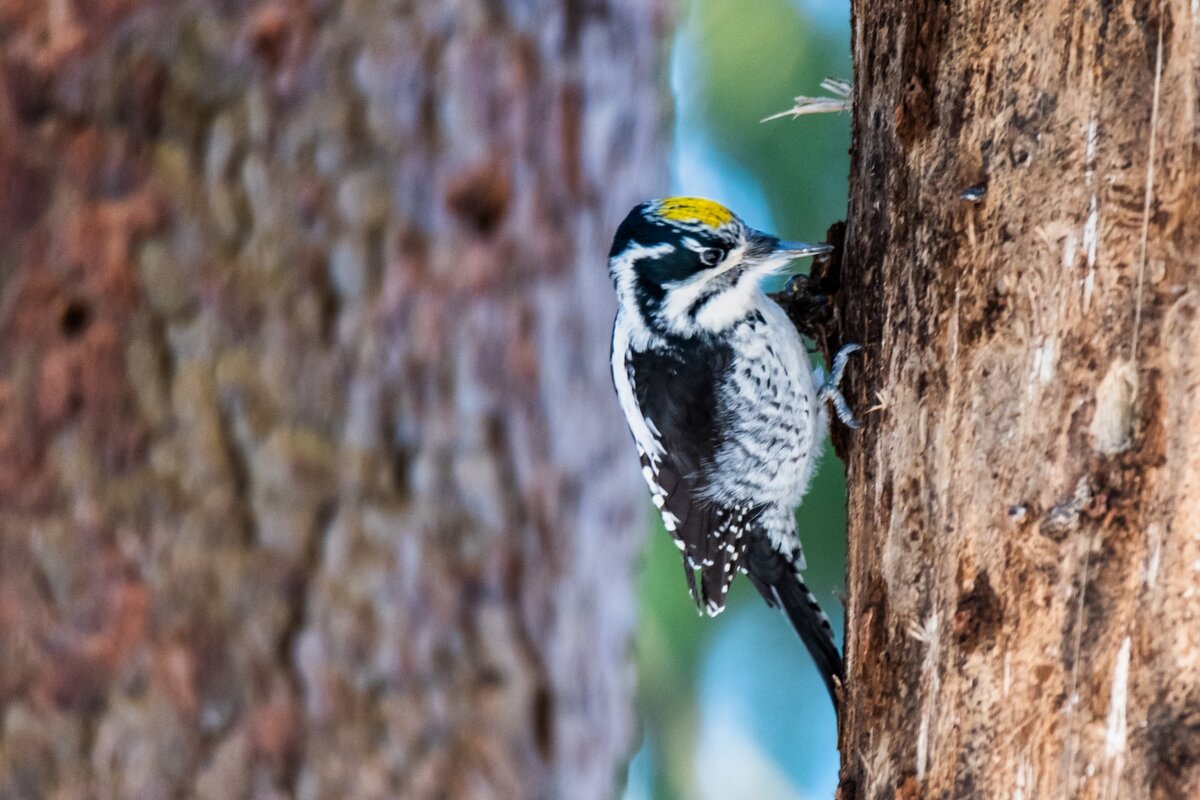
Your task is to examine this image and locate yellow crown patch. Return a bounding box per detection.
[655,197,734,229]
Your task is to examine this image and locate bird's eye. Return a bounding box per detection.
[700,248,723,266]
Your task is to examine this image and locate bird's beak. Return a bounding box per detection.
[745,231,833,274]
[773,240,834,259]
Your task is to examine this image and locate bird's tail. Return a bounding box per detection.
[744,536,844,710]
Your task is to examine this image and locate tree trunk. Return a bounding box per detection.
[836,0,1200,795]
[0,2,666,798]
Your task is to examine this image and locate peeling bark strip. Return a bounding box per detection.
[838,0,1200,796]
[0,2,667,798]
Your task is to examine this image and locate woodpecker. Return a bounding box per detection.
[608,197,859,708]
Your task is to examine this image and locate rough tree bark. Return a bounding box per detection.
[834,0,1200,796]
[0,2,667,798]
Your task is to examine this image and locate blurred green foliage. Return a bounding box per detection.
[677,0,851,243]
[628,0,851,797]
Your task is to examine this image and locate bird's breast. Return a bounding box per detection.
[707,305,821,507]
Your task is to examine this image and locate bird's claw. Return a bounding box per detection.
[818,343,862,429]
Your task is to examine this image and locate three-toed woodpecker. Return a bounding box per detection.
[608,197,859,707]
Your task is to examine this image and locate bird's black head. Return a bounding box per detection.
[608,197,831,336]
[608,198,745,287]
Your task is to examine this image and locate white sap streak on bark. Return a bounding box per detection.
[1083,117,1100,301]
[912,612,940,781]
[1014,756,1035,800]
[1031,337,1057,385]
[1102,637,1132,800]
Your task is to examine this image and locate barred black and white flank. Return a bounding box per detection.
[608,197,859,708]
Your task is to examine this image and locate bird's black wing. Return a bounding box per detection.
[625,338,758,615]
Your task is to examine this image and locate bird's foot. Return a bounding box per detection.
[817,343,862,429]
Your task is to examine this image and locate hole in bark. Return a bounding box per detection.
[953,570,1003,651]
[120,55,167,138]
[533,686,555,759]
[5,61,53,124]
[446,160,511,236]
[250,5,289,68]
[1146,701,1200,795]
[60,301,92,339]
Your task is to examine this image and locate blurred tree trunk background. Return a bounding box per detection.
[0,2,667,797]
[837,0,1200,795]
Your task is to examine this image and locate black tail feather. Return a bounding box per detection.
[744,537,844,711]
